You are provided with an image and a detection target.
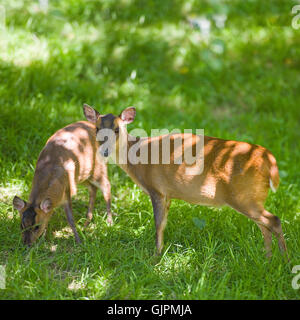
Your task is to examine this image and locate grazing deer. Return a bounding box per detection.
[83,104,287,259]
[13,121,112,246]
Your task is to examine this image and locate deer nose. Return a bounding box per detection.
[103,149,109,157]
[23,232,32,246]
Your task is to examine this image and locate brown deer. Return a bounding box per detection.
[83,104,288,259]
[13,120,112,246]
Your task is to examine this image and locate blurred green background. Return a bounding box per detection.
[0,0,299,299]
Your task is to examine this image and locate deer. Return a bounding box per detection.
[13,120,113,246]
[83,104,288,259]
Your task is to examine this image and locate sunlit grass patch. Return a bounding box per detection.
[0,180,27,203]
[0,29,49,66]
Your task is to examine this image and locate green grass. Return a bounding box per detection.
[0,0,300,299]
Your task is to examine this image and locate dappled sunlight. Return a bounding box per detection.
[50,244,57,252]
[53,226,73,239]
[222,25,296,51]
[68,279,86,291]
[27,1,48,15]
[0,180,27,202]
[91,275,109,296]
[60,22,106,46]
[295,212,300,221]
[153,247,199,276]
[111,45,128,62]
[113,183,145,205]
[0,0,299,300]
[85,222,97,231]
[0,30,49,66]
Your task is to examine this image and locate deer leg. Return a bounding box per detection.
[228,201,288,259]
[256,223,272,258]
[89,177,113,225]
[84,183,97,227]
[261,210,288,259]
[64,197,81,244]
[100,178,113,226]
[150,192,171,255]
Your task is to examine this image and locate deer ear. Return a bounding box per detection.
[83,104,100,123]
[120,107,136,124]
[40,198,52,213]
[13,196,26,211]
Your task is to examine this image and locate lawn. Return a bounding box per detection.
[0,0,299,299]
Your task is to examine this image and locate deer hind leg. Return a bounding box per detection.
[228,201,287,259]
[150,191,171,255]
[256,223,272,258]
[84,183,98,227]
[260,210,288,258]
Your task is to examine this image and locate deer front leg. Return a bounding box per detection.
[150,192,171,255]
[64,197,81,244]
[98,177,114,226]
